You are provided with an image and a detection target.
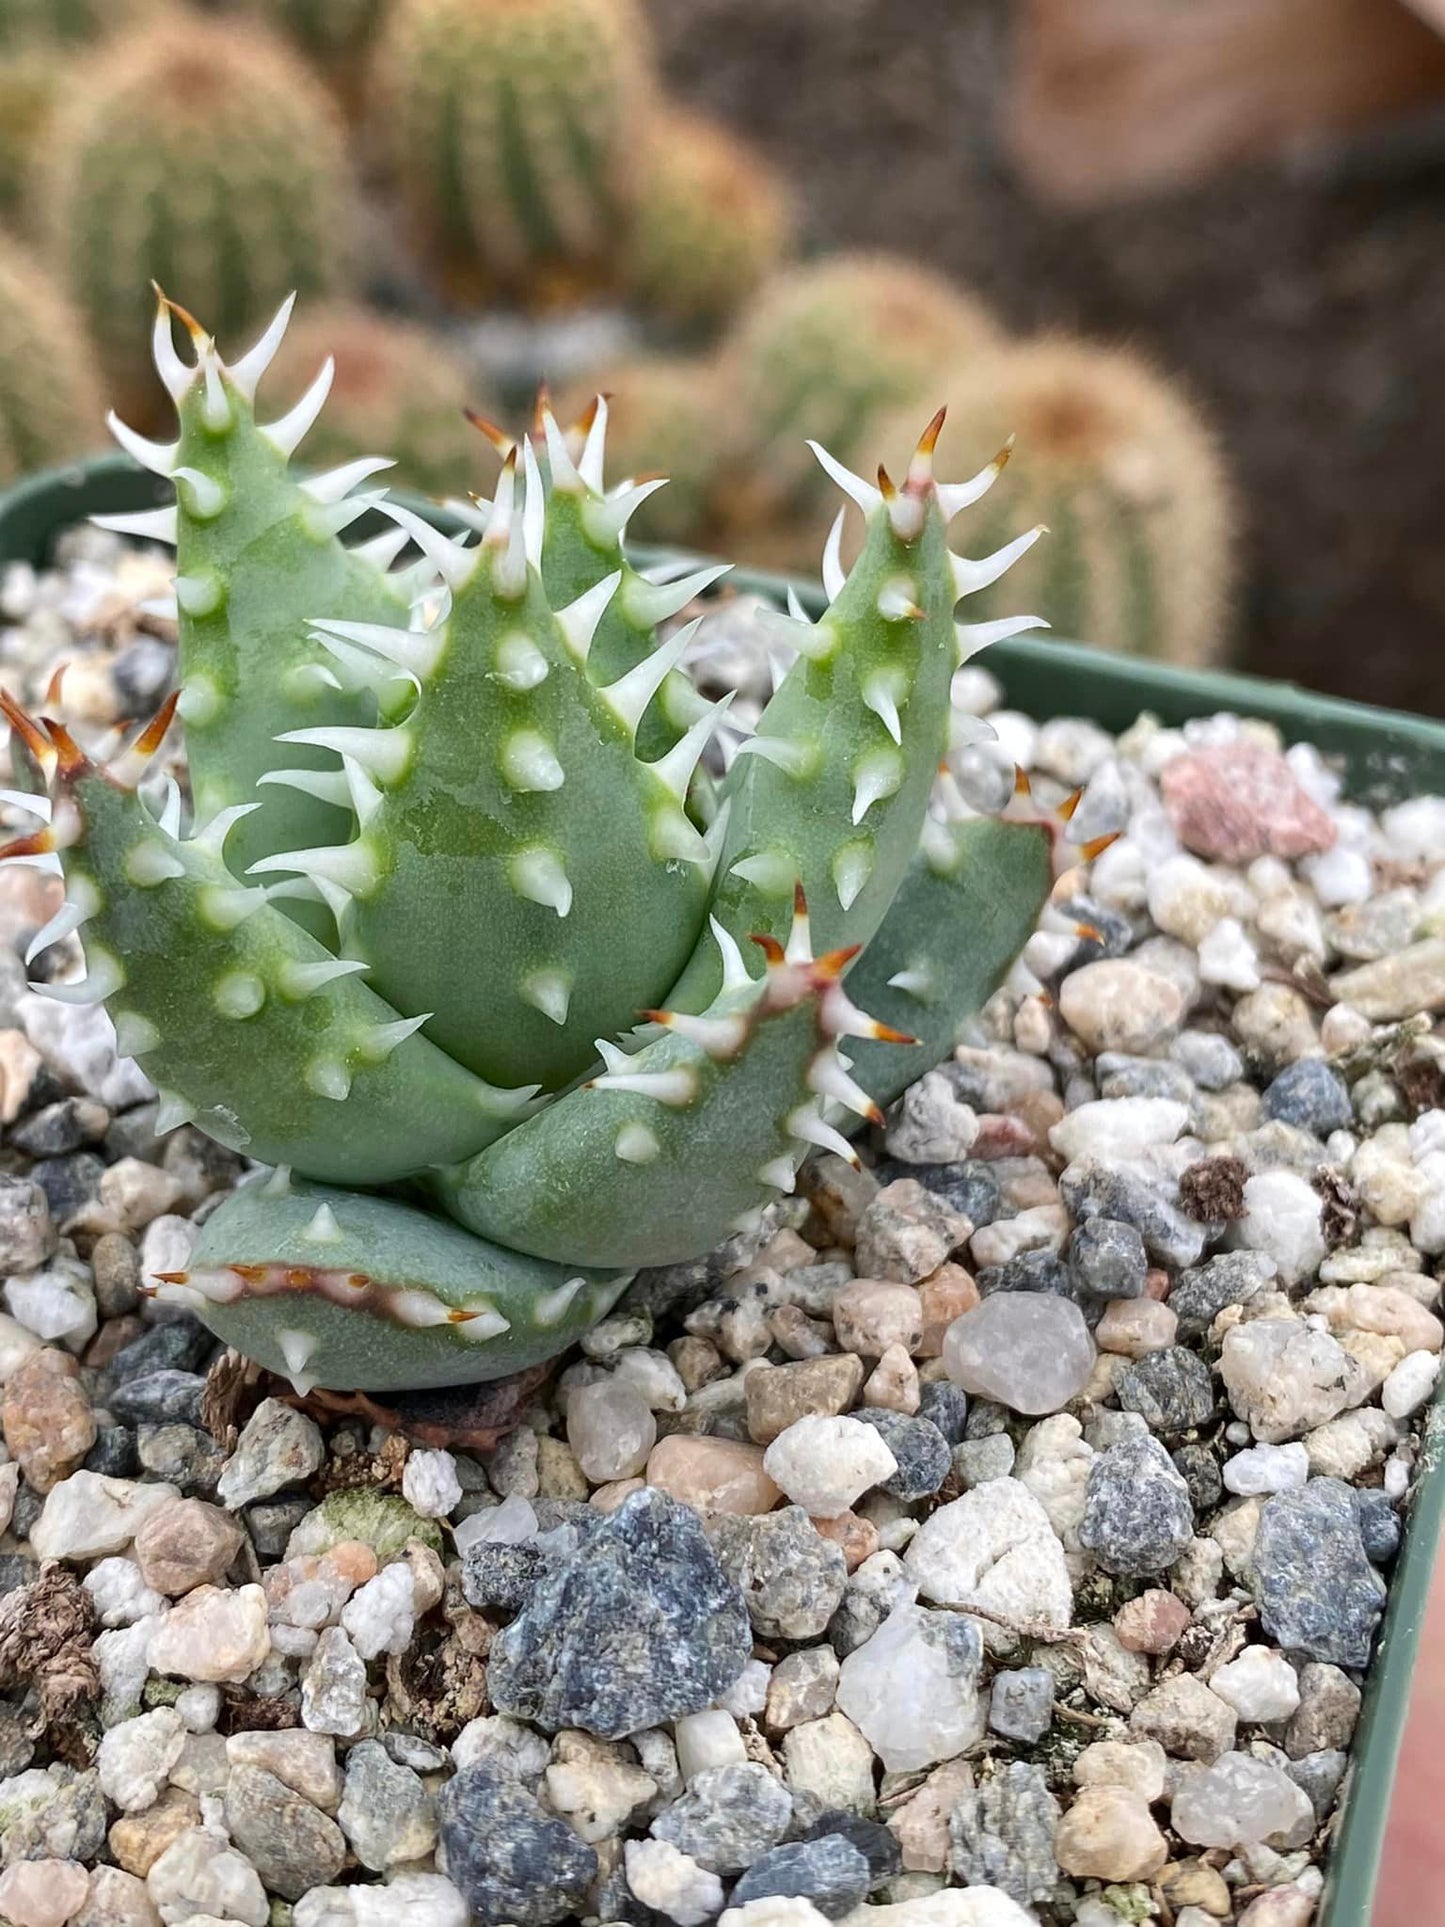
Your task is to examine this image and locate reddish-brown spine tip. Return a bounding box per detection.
[1056,784,1085,823]
[1013,765,1033,799]
[131,688,180,762]
[0,826,56,861]
[814,942,863,980]
[1079,830,1122,863]
[872,1020,918,1045]
[42,718,91,781]
[916,407,947,459]
[751,933,786,966]
[151,1270,190,1285]
[530,381,552,436]
[464,409,516,458]
[877,464,898,500]
[154,286,206,346]
[44,663,67,709]
[0,688,51,764]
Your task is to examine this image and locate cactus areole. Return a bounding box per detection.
[0,293,1091,1394]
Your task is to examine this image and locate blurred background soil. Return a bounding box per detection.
[646,0,1445,715]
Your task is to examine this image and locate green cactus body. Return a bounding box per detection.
[375,0,651,303]
[0,240,102,483]
[249,0,389,109]
[43,20,354,426]
[932,339,1235,665]
[622,106,792,330]
[1,296,1059,1391]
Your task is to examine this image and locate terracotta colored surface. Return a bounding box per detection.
[1375,1525,1445,1924]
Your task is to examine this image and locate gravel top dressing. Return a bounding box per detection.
[1,530,1442,1927]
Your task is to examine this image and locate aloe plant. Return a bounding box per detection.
[0,294,1077,1395]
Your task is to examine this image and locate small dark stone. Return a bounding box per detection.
[976,1249,1073,1300]
[852,1410,951,1501]
[1171,1442,1224,1514]
[461,1543,550,1614]
[10,1098,106,1158]
[109,1317,215,1379]
[1355,1489,1401,1566]
[1253,1478,1386,1668]
[438,1762,597,1927]
[1060,1156,1210,1268]
[107,1370,205,1427]
[1067,1217,1148,1301]
[91,1233,141,1319]
[1096,1053,1198,1107]
[0,1552,38,1595]
[102,1103,165,1162]
[1116,1347,1216,1437]
[1262,1060,1354,1135]
[651,1761,793,1874]
[10,1483,43,1541]
[1172,1029,1245,1091]
[989,1667,1055,1744]
[1178,1155,1249,1223]
[487,1487,750,1738]
[1078,1433,1194,1575]
[708,1506,846,1640]
[1057,893,1133,957]
[246,1497,314,1559]
[917,1379,969,1445]
[880,1158,1002,1228]
[1170,1251,1276,1336]
[0,1699,33,1776]
[964,1399,1011,1440]
[136,1422,225,1492]
[83,1424,138,1478]
[28,1152,105,1227]
[799,1811,903,1890]
[730,1836,870,1918]
[1286,1748,1349,1824]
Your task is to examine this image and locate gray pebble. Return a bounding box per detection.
[852,1410,951,1501]
[730,1835,871,1918]
[709,1505,847,1641]
[1067,1216,1148,1301]
[438,1762,597,1927]
[1116,1347,1216,1437]
[1079,1432,1195,1575]
[1252,1478,1387,1668]
[948,1761,1059,1908]
[988,1668,1055,1744]
[651,1761,792,1874]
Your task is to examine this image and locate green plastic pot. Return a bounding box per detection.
[5,450,1444,1923]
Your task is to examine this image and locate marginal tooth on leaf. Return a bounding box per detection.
[730,849,794,894]
[189,801,263,863]
[277,1327,316,1389]
[278,723,411,784]
[785,881,813,964]
[701,797,732,881]
[260,1165,292,1198]
[357,1012,430,1063]
[787,1103,859,1166]
[91,505,178,544]
[200,349,232,433]
[821,980,916,1044]
[278,957,368,999]
[372,499,476,589]
[302,457,395,506]
[951,526,1046,599]
[808,1046,885,1123]
[508,846,572,918]
[599,618,698,738]
[214,970,266,1019]
[588,1063,699,1106]
[107,413,177,477]
[0,688,53,773]
[520,967,572,1026]
[885,466,927,542]
[887,966,934,1000]
[646,693,735,801]
[623,562,732,629]
[808,440,884,516]
[582,478,668,548]
[353,526,412,571]
[556,571,621,666]
[495,631,550,691]
[442,496,492,539]
[152,1088,195,1134]
[710,916,753,993]
[173,465,227,523]
[124,839,187,887]
[862,667,907,743]
[731,733,817,780]
[151,292,196,402]
[876,575,922,622]
[595,1037,633,1076]
[578,393,609,494]
[936,437,1014,520]
[615,1121,661,1164]
[113,1010,160,1057]
[821,509,846,602]
[956,612,1048,663]
[757,1154,798,1192]
[309,616,442,682]
[248,838,379,900]
[501,729,564,793]
[905,407,946,487]
[198,883,278,931]
[536,1276,586,1324]
[257,766,352,808]
[651,805,711,866]
[390,1288,451,1329]
[540,405,584,495]
[263,356,334,458]
[305,491,389,541]
[175,676,221,727]
[486,450,528,600]
[451,1302,511,1341]
[174,571,224,619]
[229,292,296,400]
[34,948,125,1005]
[521,437,546,572]
[23,895,88,965]
[833,840,874,912]
[642,1008,749,1058]
[305,1056,352,1102]
[851,746,903,824]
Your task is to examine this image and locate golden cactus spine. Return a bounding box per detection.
[374,0,653,304]
[937,338,1235,665]
[41,19,356,425]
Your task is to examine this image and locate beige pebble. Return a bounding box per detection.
[832,1280,925,1358]
[810,1509,879,1572]
[147,1583,270,1684]
[886,1758,976,1873]
[1160,1859,1234,1916]
[1114,1588,1191,1655]
[109,1788,201,1877]
[536,1434,590,1500]
[1053,1785,1169,1881]
[1058,959,1186,1053]
[72,1863,162,1927]
[745,1354,865,1446]
[1,1346,96,1492]
[590,1477,646,1514]
[0,1028,44,1125]
[645,1435,780,1514]
[1237,1887,1317,1927]
[917,1265,979,1356]
[1096,1297,1179,1358]
[0,1858,90,1927]
[1340,1282,1443,1353]
[1072,1739,1168,1803]
[1336,1328,1407,1391]
[226,1729,341,1812]
[862,1344,920,1414]
[134,1499,245,1596]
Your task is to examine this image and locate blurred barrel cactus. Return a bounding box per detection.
[41,18,355,424]
[374,0,653,302]
[0,294,1089,1395]
[0,239,103,483]
[556,356,728,548]
[248,0,389,104]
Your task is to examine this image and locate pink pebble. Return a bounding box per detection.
[1161,745,1336,864]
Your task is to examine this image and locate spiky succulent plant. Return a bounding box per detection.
[0,294,1080,1397]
